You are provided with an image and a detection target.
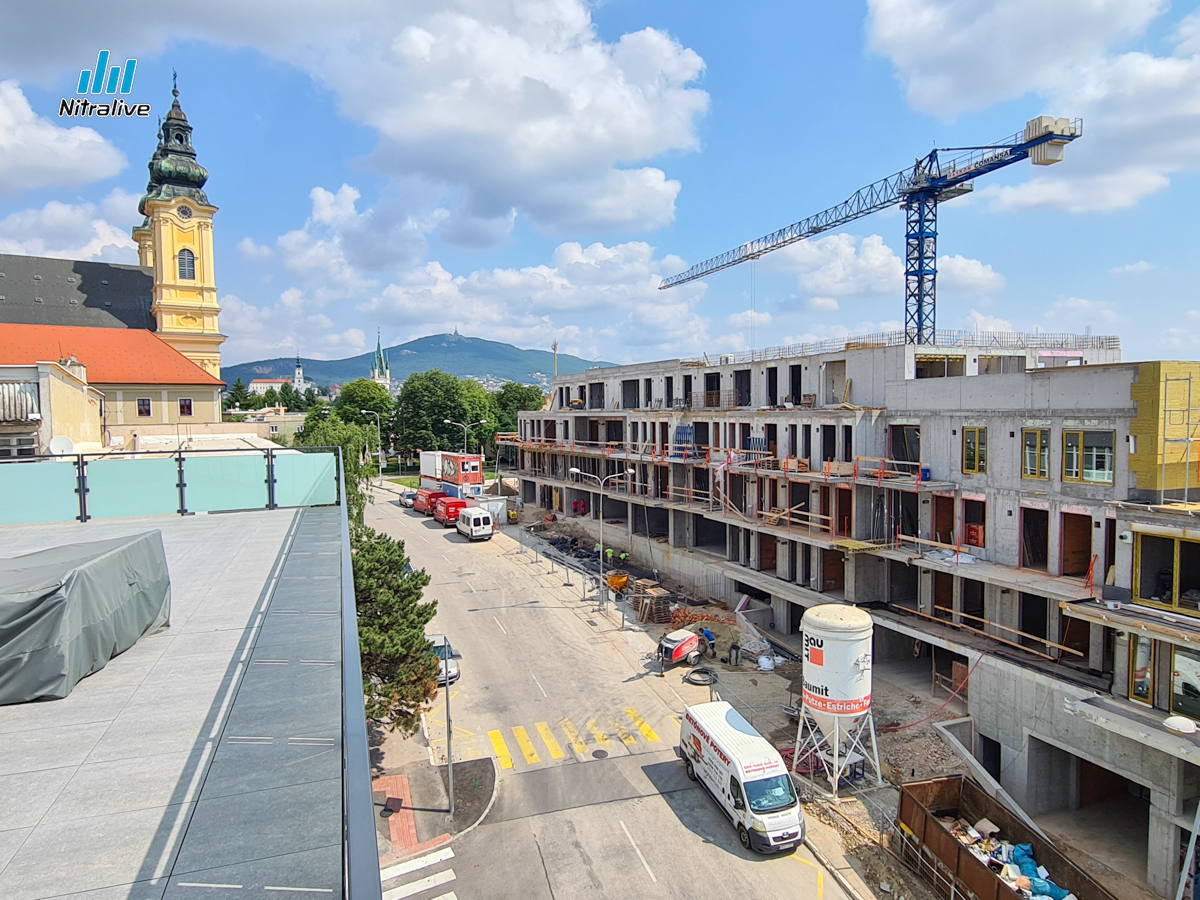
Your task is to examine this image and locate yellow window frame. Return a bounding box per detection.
[962,427,987,474]
[1063,429,1115,485]
[1021,428,1049,479]
[1129,633,1155,706]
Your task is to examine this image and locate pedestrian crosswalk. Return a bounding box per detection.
[381,845,458,900]
[486,707,664,770]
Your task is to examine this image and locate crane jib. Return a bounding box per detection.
[657,118,1081,308]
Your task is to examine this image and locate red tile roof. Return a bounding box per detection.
[0,323,223,386]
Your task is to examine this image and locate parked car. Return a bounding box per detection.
[434,497,468,527]
[457,508,495,541]
[399,490,416,508]
[414,489,447,515]
[428,634,460,685]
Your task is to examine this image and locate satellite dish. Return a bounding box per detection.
[48,435,75,455]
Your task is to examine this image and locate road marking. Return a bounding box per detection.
[264,888,334,894]
[425,690,459,717]
[441,554,452,564]
[619,820,657,884]
[585,717,612,750]
[793,856,824,900]
[466,581,475,593]
[380,847,454,882]
[535,722,565,759]
[430,893,458,900]
[625,707,660,743]
[382,869,455,900]
[608,714,637,747]
[560,717,589,758]
[488,730,514,769]
[179,884,243,889]
[491,616,508,635]
[530,672,547,697]
[512,726,541,764]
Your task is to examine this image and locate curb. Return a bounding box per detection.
[448,755,500,845]
[803,835,871,900]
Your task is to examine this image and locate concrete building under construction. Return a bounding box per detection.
[499,329,1200,900]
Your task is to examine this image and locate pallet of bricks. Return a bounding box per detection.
[634,579,673,624]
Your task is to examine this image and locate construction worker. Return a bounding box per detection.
[618,550,629,565]
[605,547,615,565]
[572,499,579,517]
[701,627,716,658]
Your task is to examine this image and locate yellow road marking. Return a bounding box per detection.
[793,855,824,900]
[535,722,565,759]
[425,690,459,716]
[488,730,514,769]
[625,707,660,743]
[560,717,588,758]
[585,717,612,750]
[512,726,541,764]
[608,714,637,747]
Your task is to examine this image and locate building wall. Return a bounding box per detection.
[44,365,102,448]
[1129,361,1200,500]
[100,384,221,428]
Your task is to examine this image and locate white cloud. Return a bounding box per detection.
[1044,296,1122,326]
[0,3,708,239]
[220,290,369,364]
[966,309,1014,332]
[809,297,839,311]
[0,188,139,261]
[726,309,772,328]
[1110,260,1153,275]
[938,254,1004,293]
[237,237,273,260]
[0,81,126,195]
[770,233,903,296]
[868,1,1200,213]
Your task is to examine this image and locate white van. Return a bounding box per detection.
[456,508,494,541]
[678,701,804,853]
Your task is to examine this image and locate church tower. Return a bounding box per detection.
[131,80,225,377]
[369,330,390,388]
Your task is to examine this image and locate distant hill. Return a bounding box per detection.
[221,332,612,389]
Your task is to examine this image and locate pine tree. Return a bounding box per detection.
[226,378,251,410]
[351,525,439,733]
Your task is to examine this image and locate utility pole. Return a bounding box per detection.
[361,409,383,484]
[446,675,454,815]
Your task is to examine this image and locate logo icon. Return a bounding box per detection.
[807,645,824,666]
[60,51,150,118]
[78,50,137,95]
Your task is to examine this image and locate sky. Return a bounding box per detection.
[1,0,1199,366]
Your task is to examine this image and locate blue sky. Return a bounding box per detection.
[1,1,1198,365]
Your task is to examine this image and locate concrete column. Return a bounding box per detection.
[952,575,964,625]
[919,494,932,541]
[727,525,738,562]
[776,538,791,581]
[1047,505,1062,576]
[813,547,824,593]
[771,595,789,633]
[1088,623,1106,672]
[1113,635,1130,699]
[748,529,759,569]
[1149,796,1181,897]
[918,568,933,615]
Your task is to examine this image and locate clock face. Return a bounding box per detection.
[178,205,193,220]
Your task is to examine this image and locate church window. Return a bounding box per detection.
[178,249,196,280]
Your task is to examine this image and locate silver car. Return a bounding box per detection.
[429,634,460,685]
[399,491,416,508]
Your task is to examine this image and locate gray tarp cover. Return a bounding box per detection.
[0,531,171,704]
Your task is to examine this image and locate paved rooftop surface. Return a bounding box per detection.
[0,506,345,900]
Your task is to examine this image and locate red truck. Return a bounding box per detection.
[414,489,447,515]
[433,497,468,527]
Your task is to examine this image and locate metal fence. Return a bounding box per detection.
[0,446,338,526]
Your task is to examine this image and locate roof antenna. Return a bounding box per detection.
[172,70,178,97]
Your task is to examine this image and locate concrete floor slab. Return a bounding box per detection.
[0,721,109,777]
[0,828,32,874]
[41,748,210,824]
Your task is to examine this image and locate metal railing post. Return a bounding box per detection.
[266,448,277,510]
[75,453,89,522]
[177,451,189,515]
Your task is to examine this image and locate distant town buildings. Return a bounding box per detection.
[248,378,290,396]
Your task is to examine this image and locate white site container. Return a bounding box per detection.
[419,451,443,479]
[801,604,873,738]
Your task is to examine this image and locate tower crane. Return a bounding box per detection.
[659,116,1082,344]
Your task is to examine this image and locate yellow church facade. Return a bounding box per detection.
[130,82,225,377]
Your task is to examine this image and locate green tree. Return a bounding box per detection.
[225,378,251,410]
[278,382,299,411]
[351,525,439,733]
[303,387,319,409]
[293,408,375,523]
[396,369,499,454]
[262,386,280,407]
[493,382,546,433]
[335,379,394,429]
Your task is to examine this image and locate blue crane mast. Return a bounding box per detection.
[659,116,1082,345]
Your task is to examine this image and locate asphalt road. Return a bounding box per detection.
[365,491,846,900]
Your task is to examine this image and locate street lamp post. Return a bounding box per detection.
[361,410,383,484]
[569,466,635,619]
[443,419,486,455]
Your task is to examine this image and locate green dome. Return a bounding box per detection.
[138,83,211,216]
